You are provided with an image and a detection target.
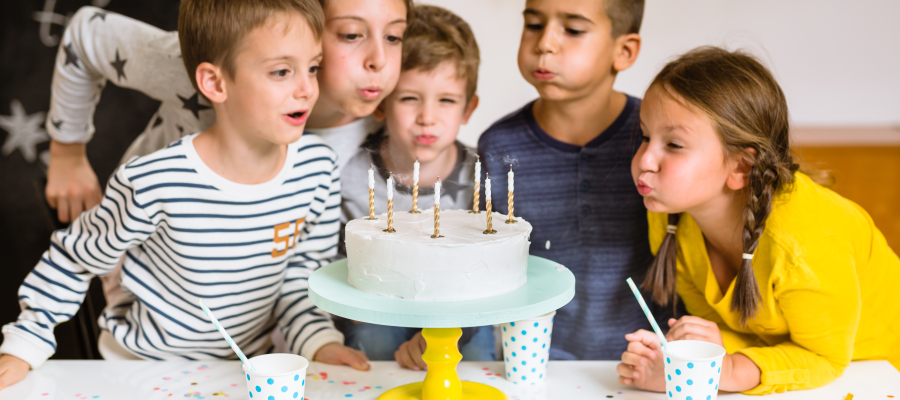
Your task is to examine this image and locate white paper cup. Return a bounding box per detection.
[501,311,555,385]
[241,353,309,400]
[661,340,726,400]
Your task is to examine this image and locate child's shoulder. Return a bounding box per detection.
[767,173,871,242]
[121,136,193,175]
[296,132,337,165]
[478,102,535,150]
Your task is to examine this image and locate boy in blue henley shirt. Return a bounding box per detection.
[478,0,674,360]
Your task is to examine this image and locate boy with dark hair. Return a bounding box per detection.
[478,0,673,360]
[339,4,492,369]
[0,0,366,390]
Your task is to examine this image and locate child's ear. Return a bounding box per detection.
[612,33,641,73]
[461,95,479,125]
[726,147,756,191]
[373,102,387,122]
[196,62,227,103]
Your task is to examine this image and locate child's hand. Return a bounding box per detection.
[617,329,666,392]
[0,354,30,391]
[313,343,370,371]
[394,331,427,371]
[666,316,724,347]
[46,140,102,223]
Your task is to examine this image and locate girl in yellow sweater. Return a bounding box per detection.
[617,47,900,395]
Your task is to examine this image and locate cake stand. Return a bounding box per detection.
[308,255,575,400]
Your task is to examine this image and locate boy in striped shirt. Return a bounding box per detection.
[0,0,367,388]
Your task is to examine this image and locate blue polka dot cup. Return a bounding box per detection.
[501,311,555,386]
[241,353,308,400]
[661,340,725,400]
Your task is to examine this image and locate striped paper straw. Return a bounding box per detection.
[625,278,669,350]
[198,298,256,371]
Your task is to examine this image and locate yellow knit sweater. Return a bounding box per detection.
[649,172,900,395]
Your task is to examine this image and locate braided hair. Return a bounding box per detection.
[640,47,799,326]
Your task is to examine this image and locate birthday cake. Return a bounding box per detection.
[344,209,532,301]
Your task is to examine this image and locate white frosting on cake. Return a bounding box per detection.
[345,209,532,301]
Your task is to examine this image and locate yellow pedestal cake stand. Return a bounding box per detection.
[308,256,575,400]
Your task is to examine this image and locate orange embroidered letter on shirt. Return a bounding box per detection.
[271,217,307,258]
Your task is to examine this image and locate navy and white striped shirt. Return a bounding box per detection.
[0,133,342,368]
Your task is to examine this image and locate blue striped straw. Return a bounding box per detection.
[625,278,669,350]
[198,298,256,371]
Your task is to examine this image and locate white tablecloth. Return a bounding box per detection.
[0,360,897,400]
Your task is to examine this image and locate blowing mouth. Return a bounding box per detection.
[284,109,309,126]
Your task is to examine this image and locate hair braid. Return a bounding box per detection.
[642,213,681,308]
[734,150,791,325]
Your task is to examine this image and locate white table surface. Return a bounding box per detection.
[1,360,897,400]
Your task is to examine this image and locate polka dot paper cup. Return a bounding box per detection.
[242,353,308,400]
[501,311,555,386]
[661,340,725,400]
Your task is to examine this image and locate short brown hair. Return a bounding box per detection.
[179,0,325,92]
[605,0,644,37]
[401,5,480,102]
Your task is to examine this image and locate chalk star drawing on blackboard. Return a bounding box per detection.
[0,100,50,163]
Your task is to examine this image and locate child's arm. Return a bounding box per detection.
[275,162,367,369]
[0,165,153,382]
[727,242,861,395]
[46,140,102,223]
[46,6,190,221]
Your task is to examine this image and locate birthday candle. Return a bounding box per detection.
[506,165,517,224]
[474,158,481,183]
[366,164,376,220]
[413,159,420,184]
[385,173,396,233]
[434,178,442,205]
[387,175,394,200]
[485,175,492,201]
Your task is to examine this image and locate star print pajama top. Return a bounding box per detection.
[0,133,344,368]
[44,6,377,174]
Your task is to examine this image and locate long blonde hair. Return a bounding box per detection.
[641,47,799,326]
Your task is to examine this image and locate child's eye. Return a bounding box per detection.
[525,23,543,31]
[400,96,417,102]
[271,69,290,78]
[565,28,585,35]
[308,66,321,75]
[667,142,684,149]
[339,33,362,41]
[385,35,402,44]
[440,98,456,104]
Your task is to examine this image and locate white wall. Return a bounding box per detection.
[420,0,900,147]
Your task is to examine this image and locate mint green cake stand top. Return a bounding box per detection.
[308,256,575,328]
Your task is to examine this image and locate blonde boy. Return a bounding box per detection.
[477,0,675,360]
[44,0,413,223]
[0,0,365,390]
